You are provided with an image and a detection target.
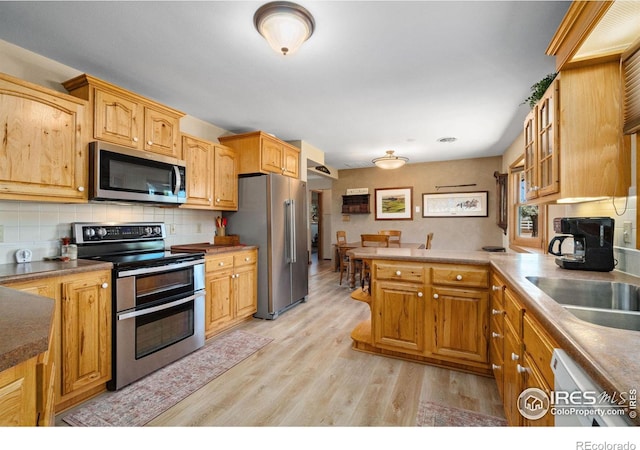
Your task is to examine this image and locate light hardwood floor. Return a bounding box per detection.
[59,255,505,426]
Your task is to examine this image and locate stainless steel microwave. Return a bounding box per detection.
[89,141,187,204]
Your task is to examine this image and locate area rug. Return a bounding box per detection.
[61,330,273,427]
[415,400,507,427]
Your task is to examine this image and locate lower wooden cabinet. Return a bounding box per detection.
[431,286,489,363]
[353,260,491,375]
[490,272,558,426]
[2,269,112,413]
[373,280,425,354]
[0,356,39,426]
[204,249,257,338]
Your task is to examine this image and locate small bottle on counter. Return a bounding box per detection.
[61,237,77,260]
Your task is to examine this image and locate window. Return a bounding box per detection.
[509,157,545,250]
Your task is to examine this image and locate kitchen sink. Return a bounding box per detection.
[525,276,640,332]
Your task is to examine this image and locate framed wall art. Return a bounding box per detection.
[422,191,488,218]
[375,187,413,220]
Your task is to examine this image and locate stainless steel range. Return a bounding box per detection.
[72,222,205,391]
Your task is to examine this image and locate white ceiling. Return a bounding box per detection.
[0,1,571,170]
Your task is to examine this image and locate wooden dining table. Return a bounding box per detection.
[342,241,424,288]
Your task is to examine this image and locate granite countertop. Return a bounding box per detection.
[347,247,492,266]
[0,286,55,372]
[0,259,113,284]
[0,258,113,372]
[170,243,258,255]
[349,248,640,424]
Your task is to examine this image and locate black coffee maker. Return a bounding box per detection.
[548,217,615,272]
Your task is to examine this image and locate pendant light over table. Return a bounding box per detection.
[372,150,409,170]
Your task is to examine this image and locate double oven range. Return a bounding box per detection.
[73,222,205,391]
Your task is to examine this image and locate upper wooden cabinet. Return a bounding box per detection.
[0,72,88,203]
[523,61,630,204]
[523,77,560,201]
[63,73,184,158]
[180,133,238,211]
[219,131,300,179]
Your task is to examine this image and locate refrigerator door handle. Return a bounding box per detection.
[289,199,298,263]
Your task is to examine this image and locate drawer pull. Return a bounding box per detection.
[492,364,501,371]
[417,292,423,298]
[245,257,250,261]
[219,262,225,266]
[433,293,439,299]
[511,352,519,361]
[492,285,503,291]
[456,274,463,281]
[395,270,401,276]
[491,308,504,315]
[517,364,528,374]
[491,332,502,339]
[101,283,109,289]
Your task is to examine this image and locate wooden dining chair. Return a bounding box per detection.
[336,230,358,286]
[359,234,389,292]
[425,232,434,249]
[361,234,390,247]
[378,230,401,246]
[336,230,347,246]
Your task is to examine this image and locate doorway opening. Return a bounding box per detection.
[310,190,323,264]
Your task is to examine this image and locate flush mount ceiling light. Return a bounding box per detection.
[254,1,315,56]
[372,150,409,170]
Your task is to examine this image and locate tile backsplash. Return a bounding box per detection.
[0,200,219,264]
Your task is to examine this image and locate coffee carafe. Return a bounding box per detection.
[549,217,615,272]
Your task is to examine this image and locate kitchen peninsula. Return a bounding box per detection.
[347,248,640,426]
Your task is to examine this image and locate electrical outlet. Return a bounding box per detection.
[169,224,176,235]
[0,225,4,242]
[415,206,420,213]
[196,223,202,233]
[623,221,632,243]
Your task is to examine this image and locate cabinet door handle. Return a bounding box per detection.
[395,270,401,276]
[492,364,501,371]
[511,352,519,361]
[456,274,463,281]
[147,140,153,146]
[77,186,85,192]
[491,332,502,339]
[132,137,139,142]
[245,257,250,261]
[492,285,503,291]
[492,308,504,315]
[101,283,109,289]
[517,364,528,374]
[433,293,439,299]
[216,198,221,202]
[219,262,225,266]
[417,292,423,298]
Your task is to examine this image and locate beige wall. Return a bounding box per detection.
[332,156,504,251]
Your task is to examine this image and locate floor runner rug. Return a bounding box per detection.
[61,330,273,427]
[415,400,508,427]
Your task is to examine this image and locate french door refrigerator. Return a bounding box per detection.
[224,173,308,319]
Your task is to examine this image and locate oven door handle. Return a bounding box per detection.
[117,291,205,321]
[118,258,203,277]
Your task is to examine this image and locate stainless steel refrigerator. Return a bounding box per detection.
[224,173,308,319]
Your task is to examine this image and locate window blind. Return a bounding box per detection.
[623,39,640,135]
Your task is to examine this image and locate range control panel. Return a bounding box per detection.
[72,222,166,243]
